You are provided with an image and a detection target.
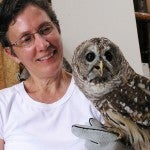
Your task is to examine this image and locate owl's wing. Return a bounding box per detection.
[133,74,150,96]
[104,76,150,128]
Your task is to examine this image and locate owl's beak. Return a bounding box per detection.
[99,61,103,76]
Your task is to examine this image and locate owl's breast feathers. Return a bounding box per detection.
[97,73,150,128]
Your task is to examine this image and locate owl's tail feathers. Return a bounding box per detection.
[104,109,150,150]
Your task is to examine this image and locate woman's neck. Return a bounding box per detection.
[24,69,72,104]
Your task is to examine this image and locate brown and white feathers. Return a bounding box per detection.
[72,37,150,150]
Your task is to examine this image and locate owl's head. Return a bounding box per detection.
[72,37,133,97]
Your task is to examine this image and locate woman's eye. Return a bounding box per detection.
[104,51,113,62]
[85,52,96,62]
[40,26,52,35]
[20,35,33,44]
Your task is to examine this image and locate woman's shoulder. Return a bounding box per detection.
[0,82,23,103]
[0,82,23,93]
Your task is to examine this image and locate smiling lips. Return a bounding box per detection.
[37,49,57,62]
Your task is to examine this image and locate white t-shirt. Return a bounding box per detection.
[0,78,103,150]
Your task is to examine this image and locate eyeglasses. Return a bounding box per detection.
[9,22,54,48]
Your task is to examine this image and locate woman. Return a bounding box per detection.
[0,0,130,149]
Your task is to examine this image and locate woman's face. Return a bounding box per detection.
[6,5,63,79]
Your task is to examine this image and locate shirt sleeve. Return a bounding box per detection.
[0,106,4,140]
[0,95,5,140]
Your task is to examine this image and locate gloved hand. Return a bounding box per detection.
[72,118,133,150]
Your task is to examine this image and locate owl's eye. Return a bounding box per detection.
[85,52,96,62]
[104,51,113,62]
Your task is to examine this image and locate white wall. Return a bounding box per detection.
[52,0,143,75]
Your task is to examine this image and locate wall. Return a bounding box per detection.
[52,0,143,75]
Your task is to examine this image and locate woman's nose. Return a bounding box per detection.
[34,33,49,51]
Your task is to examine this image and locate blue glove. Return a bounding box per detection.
[72,118,133,150]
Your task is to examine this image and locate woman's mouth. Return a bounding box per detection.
[37,50,57,62]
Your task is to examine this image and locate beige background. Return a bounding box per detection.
[53,0,143,75]
[0,46,19,89]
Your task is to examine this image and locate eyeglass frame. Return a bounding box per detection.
[9,22,55,48]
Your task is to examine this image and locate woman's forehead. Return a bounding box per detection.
[7,5,52,39]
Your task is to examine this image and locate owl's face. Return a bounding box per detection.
[72,37,128,97]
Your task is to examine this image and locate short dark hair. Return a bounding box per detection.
[0,0,60,48]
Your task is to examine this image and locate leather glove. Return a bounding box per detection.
[72,118,133,150]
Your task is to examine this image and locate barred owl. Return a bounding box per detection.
[72,37,150,150]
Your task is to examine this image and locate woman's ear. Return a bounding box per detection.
[4,47,21,64]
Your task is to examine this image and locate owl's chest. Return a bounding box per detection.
[83,82,113,100]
